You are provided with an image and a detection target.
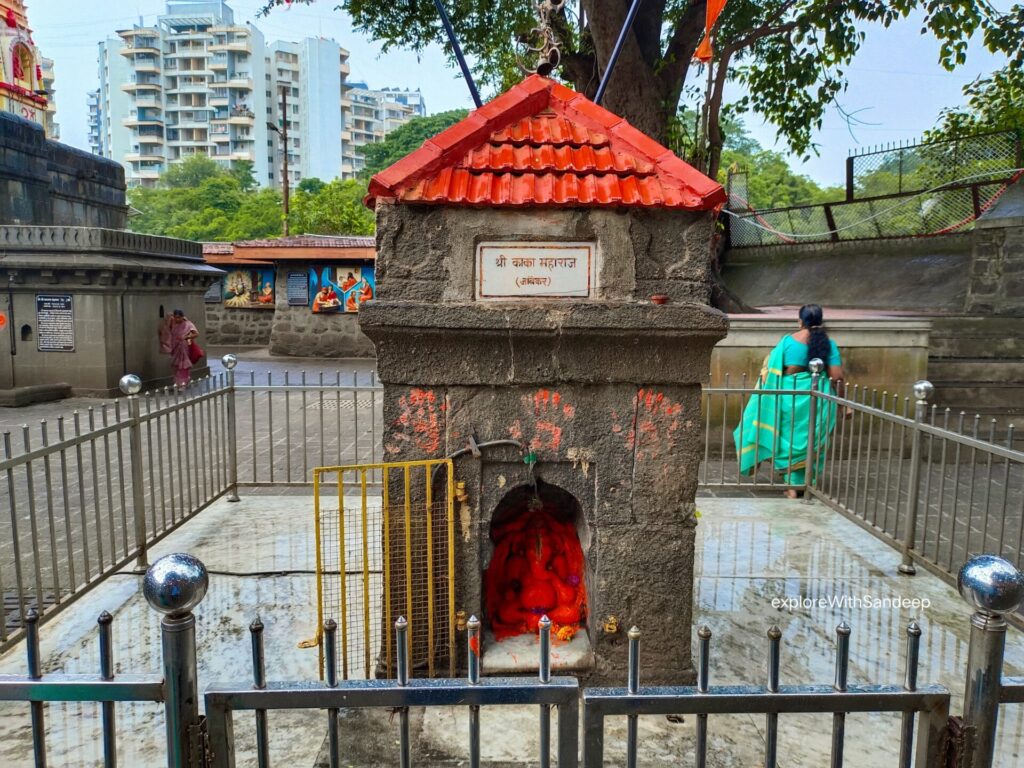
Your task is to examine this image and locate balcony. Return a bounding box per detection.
[133,60,161,74]
[133,98,162,110]
[227,106,255,125]
[121,81,162,93]
[123,116,163,128]
[211,56,228,70]
[210,95,229,107]
[210,39,252,53]
[120,44,161,57]
[124,152,165,163]
[137,134,164,144]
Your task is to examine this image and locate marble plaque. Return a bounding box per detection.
[476,241,595,299]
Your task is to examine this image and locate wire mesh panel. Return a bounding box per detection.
[850,131,1021,198]
[310,460,455,680]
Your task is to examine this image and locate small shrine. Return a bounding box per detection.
[0,1,48,133]
[361,75,728,684]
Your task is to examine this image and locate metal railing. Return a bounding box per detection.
[2,551,1022,768]
[701,369,1024,587]
[0,373,233,653]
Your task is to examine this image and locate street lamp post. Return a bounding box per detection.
[267,85,290,237]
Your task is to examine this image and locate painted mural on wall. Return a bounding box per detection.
[223,268,275,308]
[309,265,375,314]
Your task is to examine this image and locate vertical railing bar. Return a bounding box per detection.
[862,390,877,520]
[249,371,257,483]
[947,413,965,572]
[88,408,107,567]
[189,388,202,510]
[827,382,844,499]
[396,617,411,768]
[851,386,866,516]
[99,610,117,768]
[26,609,46,767]
[770,388,783,489]
[352,372,360,465]
[335,372,342,466]
[361,468,372,679]
[21,427,46,614]
[736,378,747,487]
[539,615,551,768]
[38,422,63,602]
[284,371,292,483]
[898,621,921,768]
[919,405,936,557]
[143,397,158,535]
[337,471,348,680]
[892,398,910,542]
[765,625,781,768]
[318,372,325,468]
[404,465,413,664]
[174,390,189,523]
[868,392,885,525]
[830,621,851,768]
[718,375,727,483]
[3,431,27,627]
[696,625,710,768]
[251,617,270,768]
[71,413,92,579]
[301,370,308,480]
[112,402,130,555]
[626,626,640,768]
[996,425,1014,559]
[383,468,393,677]
[881,393,897,534]
[932,410,950,561]
[266,372,274,485]
[325,618,340,768]
[55,418,76,592]
[447,460,456,676]
[467,615,481,768]
[701,389,711,485]
[979,419,996,553]
[426,463,435,677]
[788,388,797,490]
[965,415,980,555]
[153,394,167,533]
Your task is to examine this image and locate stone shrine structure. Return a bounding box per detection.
[361,75,728,683]
[0,1,50,135]
[0,111,217,400]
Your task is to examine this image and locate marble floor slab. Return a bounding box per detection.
[1,495,1023,767]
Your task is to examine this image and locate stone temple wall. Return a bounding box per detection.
[0,112,126,230]
[204,303,274,347]
[268,265,375,357]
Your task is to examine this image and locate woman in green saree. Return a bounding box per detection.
[733,304,848,498]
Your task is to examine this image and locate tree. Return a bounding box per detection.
[297,177,327,195]
[358,110,469,177]
[229,159,258,192]
[289,179,376,235]
[260,1,1023,180]
[129,161,284,241]
[927,67,1024,142]
[159,154,222,189]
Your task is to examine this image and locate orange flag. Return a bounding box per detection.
[694,0,728,62]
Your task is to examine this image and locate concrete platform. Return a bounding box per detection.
[1,495,1022,767]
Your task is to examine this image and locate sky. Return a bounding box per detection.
[29,1,1008,187]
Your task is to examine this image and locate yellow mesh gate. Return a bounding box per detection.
[305,459,456,679]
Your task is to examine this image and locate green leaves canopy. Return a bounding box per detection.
[260,0,1023,173]
[358,109,469,177]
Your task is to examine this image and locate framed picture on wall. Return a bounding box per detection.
[223,269,275,308]
[309,265,375,314]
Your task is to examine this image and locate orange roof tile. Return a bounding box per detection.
[367,75,724,211]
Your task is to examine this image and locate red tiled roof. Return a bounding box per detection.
[202,242,234,255]
[367,75,724,211]
[231,235,376,248]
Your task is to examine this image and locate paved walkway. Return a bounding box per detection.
[0,496,1022,767]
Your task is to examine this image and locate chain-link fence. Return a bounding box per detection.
[848,131,1022,199]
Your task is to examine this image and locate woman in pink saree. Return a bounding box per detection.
[159,309,199,388]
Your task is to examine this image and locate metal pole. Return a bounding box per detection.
[626,626,640,768]
[431,0,483,107]
[804,359,823,500]
[222,355,240,502]
[396,617,411,768]
[899,380,933,575]
[99,611,117,768]
[594,0,645,105]
[143,554,209,768]
[26,609,46,767]
[538,615,551,768]
[120,375,149,567]
[281,87,290,237]
[958,555,1024,768]
[467,615,481,768]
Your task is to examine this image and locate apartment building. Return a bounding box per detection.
[94,0,423,188]
[340,83,424,178]
[40,57,58,140]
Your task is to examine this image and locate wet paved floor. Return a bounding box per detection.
[1,495,1022,767]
